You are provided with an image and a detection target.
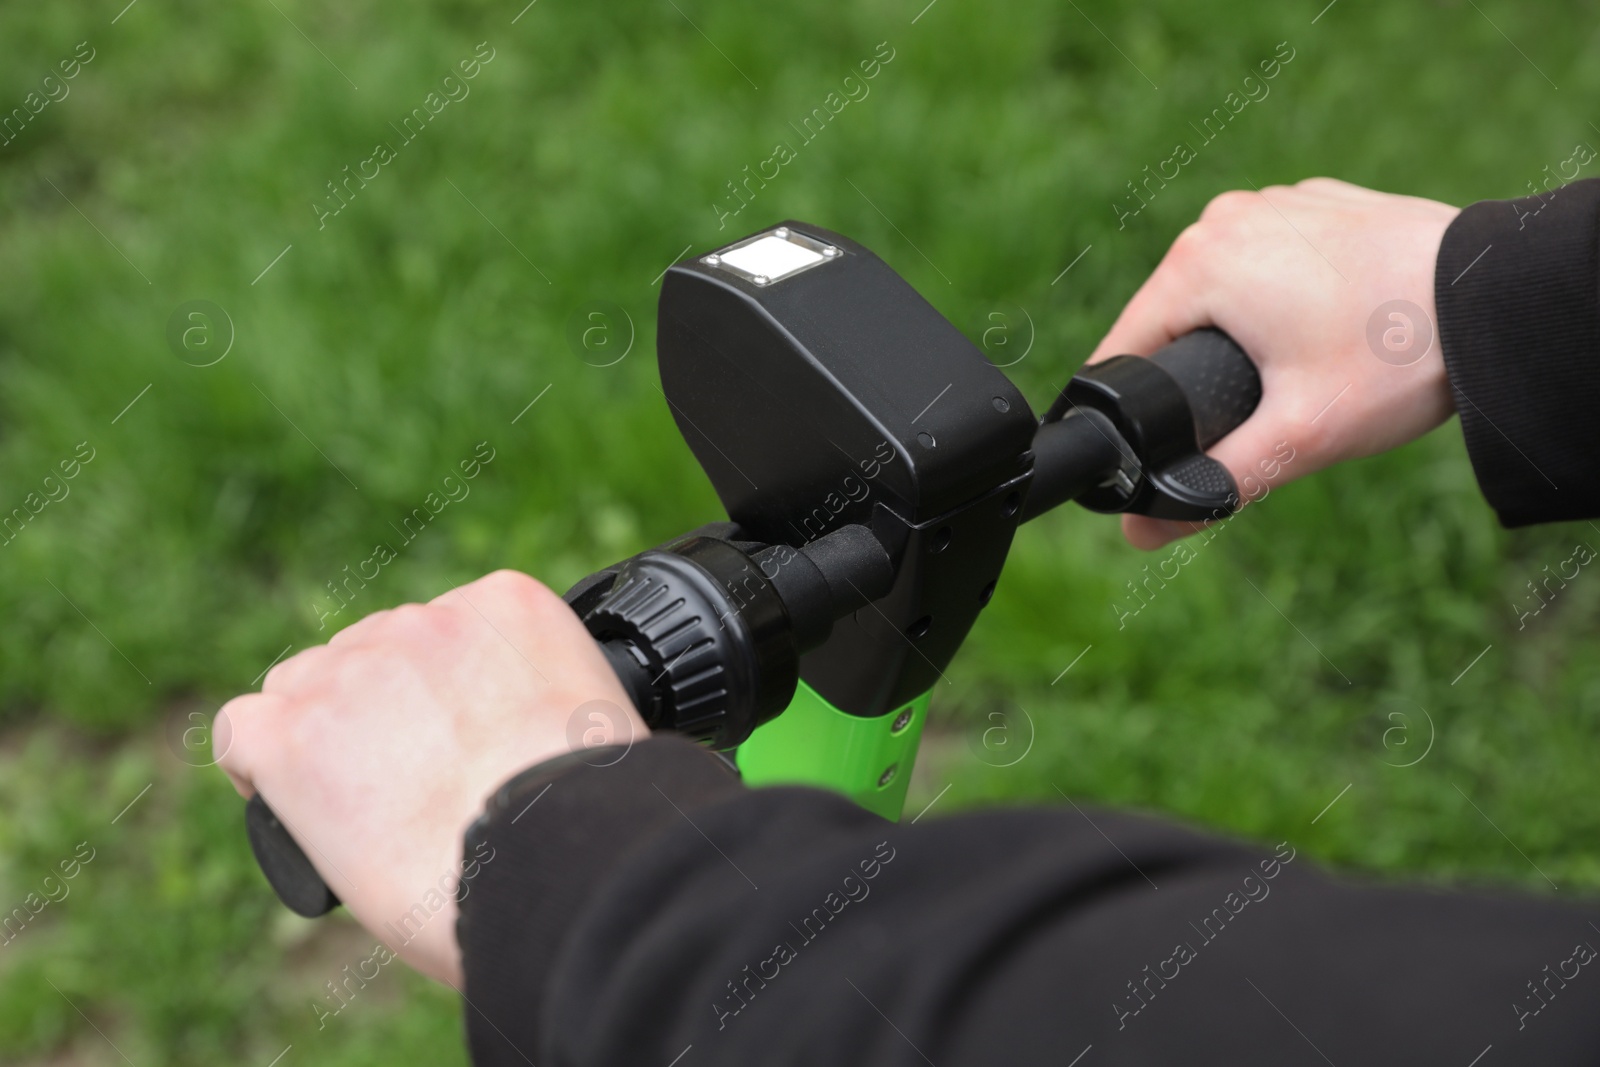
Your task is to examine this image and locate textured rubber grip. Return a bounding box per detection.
[1148,328,1262,450]
[246,794,340,918]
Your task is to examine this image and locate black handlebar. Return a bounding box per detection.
[1149,329,1263,451]
[242,324,1262,920]
[245,793,340,917]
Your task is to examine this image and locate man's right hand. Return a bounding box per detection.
[1088,178,1461,549]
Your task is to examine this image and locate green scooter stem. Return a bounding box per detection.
[736,681,931,820]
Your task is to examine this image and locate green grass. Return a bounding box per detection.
[2,0,1599,1061]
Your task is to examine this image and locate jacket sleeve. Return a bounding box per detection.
[456,735,1600,1067]
[1435,175,1600,526]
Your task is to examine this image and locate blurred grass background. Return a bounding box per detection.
[2,0,1598,1061]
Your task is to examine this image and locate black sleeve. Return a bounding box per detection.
[458,736,1600,1066]
[1435,176,1600,526]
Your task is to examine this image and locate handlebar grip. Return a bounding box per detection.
[1039,327,1263,522]
[1146,328,1262,450]
[245,794,340,918]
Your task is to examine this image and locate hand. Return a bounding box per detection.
[214,570,644,985]
[1088,178,1461,549]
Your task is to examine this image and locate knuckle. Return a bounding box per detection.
[263,645,333,693]
[383,602,436,634]
[1167,221,1213,264]
[1200,188,1254,222]
[328,608,390,646]
[375,600,469,650]
[478,569,559,610]
[481,568,538,594]
[389,601,430,621]
[1296,176,1339,191]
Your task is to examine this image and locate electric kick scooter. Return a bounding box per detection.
[246,221,1262,917]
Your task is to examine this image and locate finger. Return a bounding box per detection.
[213,691,288,797]
[1086,230,1214,366]
[1085,227,1234,549]
[1120,384,1304,551]
[1121,514,1214,552]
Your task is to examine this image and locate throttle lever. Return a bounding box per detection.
[1047,328,1261,521]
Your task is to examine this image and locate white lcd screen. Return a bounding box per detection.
[717,233,827,283]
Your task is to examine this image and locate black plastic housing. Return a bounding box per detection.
[658,222,1039,716]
